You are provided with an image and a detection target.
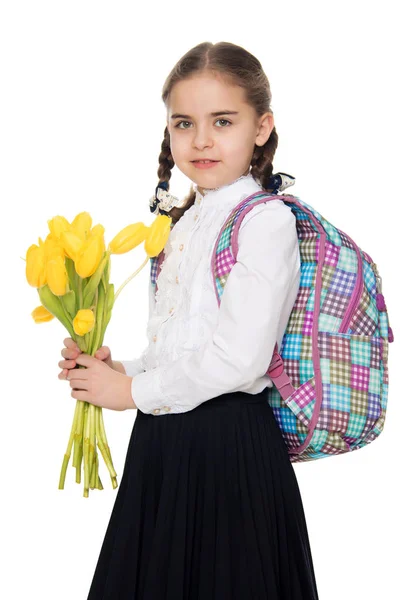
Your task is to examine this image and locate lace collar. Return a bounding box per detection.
[193,173,262,210]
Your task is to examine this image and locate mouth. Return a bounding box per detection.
[191,159,219,163]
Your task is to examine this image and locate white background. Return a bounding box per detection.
[1,1,399,598]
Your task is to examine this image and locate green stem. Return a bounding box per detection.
[92,285,105,354]
[76,336,87,353]
[83,402,90,498]
[59,399,80,489]
[78,275,83,308]
[65,257,77,297]
[99,408,118,488]
[95,407,117,484]
[75,443,82,485]
[114,255,149,303]
[72,400,84,468]
[88,404,96,488]
[87,287,98,355]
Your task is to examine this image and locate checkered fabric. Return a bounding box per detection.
[150,192,394,464]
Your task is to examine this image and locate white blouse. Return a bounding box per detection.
[121,173,301,416]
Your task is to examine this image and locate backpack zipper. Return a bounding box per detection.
[337,230,364,334]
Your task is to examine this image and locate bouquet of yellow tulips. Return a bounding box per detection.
[25,210,171,497]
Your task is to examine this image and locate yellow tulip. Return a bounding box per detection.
[71,212,92,240]
[47,216,71,240]
[89,224,106,257]
[75,234,103,278]
[60,230,84,261]
[90,224,105,238]
[31,305,55,323]
[46,255,68,296]
[73,308,95,336]
[108,222,148,254]
[26,243,47,288]
[44,234,65,262]
[144,215,172,257]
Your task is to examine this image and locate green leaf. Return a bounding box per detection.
[38,284,75,337]
[62,290,76,318]
[82,254,108,309]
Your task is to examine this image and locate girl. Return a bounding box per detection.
[59,41,320,599]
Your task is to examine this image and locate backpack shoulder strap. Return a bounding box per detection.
[211,191,298,303]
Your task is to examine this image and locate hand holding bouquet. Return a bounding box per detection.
[25,211,171,497]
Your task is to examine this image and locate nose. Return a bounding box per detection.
[192,124,214,150]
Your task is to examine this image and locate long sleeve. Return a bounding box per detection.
[131,199,301,416]
[119,275,155,377]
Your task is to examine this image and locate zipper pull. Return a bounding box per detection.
[371,262,382,293]
[371,263,394,342]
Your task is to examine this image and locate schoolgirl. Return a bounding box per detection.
[60,40,320,599]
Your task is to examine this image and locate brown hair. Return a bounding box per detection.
[157,41,279,225]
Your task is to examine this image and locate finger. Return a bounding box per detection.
[58,359,77,369]
[95,345,109,356]
[69,380,89,391]
[71,389,90,402]
[58,369,67,379]
[69,386,88,394]
[64,337,77,348]
[61,348,81,359]
[64,338,81,352]
[68,371,89,381]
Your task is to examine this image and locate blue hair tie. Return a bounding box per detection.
[149,181,186,216]
[268,172,296,194]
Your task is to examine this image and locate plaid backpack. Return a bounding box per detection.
[150,174,394,463]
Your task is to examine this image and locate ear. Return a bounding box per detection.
[255,112,274,147]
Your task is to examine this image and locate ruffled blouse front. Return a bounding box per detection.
[121,173,301,416]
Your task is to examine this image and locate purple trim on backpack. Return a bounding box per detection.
[154,249,165,295]
[376,293,386,312]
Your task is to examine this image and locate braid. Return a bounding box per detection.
[250,126,279,191]
[156,126,175,185]
[156,126,196,225]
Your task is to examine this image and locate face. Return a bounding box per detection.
[166,72,274,194]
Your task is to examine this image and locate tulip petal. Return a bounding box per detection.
[46,255,68,296]
[144,215,172,257]
[75,236,103,278]
[31,305,54,323]
[71,212,93,240]
[108,222,148,254]
[73,308,95,336]
[47,216,71,239]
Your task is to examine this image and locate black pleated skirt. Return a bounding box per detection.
[87,387,320,600]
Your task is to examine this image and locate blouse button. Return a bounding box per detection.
[163,406,171,412]
[194,214,198,221]
[153,335,157,342]
[175,275,179,284]
[179,244,184,250]
[153,408,160,414]
[169,307,174,314]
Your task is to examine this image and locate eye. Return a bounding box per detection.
[174,119,232,129]
[175,121,192,129]
[215,119,231,127]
